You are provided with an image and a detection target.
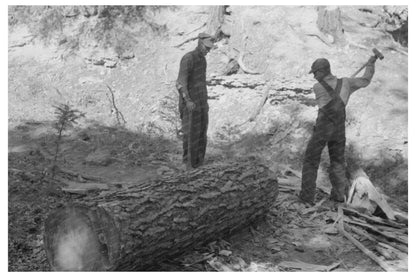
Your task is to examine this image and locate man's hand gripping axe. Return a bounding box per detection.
[350,48,384,78]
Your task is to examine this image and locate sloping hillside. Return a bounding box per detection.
[8,5,408,271]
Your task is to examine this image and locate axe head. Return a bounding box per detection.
[372,48,384,60]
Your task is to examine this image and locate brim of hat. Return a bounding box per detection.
[308,69,314,74]
[202,41,215,48]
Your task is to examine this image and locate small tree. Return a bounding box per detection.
[52,104,85,177]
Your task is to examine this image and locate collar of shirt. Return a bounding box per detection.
[323,73,337,82]
[195,47,205,58]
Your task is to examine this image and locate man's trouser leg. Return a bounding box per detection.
[196,106,209,166]
[328,125,349,202]
[180,100,189,164]
[300,116,332,204]
[188,107,203,168]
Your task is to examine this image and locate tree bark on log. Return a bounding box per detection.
[43,161,279,271]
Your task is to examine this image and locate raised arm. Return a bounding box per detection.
[345,56,376,94]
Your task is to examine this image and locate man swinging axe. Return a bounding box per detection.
[299,48,384,205]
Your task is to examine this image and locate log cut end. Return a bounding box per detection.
[54,216,100,270]
[44,205,120,271]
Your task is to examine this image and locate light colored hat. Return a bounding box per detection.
[198,33,215,48]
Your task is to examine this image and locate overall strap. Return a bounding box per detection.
[319,79,343,99]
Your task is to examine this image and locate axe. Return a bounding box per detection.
[350,48,384,78]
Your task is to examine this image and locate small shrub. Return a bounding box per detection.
[158,92,182,138]
[37,8,64,41]
[52,104,85,176]
[9,5,171,49]
[214,122,242,143]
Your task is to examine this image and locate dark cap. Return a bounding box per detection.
[198,32,215,48]
[309,58,330,74]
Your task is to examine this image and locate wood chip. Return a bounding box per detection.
[278,260,341,271]
[219,250,232,257]
[375,245,398,260]
[207,258,234,271]
[346,224,377,242]
[342,207,406,229]
[394,212,408,225]
[377,242,407,260]
[58,179,109,194]
[301,198,325,215]
[277,177,300,188]
[343,217,408,245]
[337,208,397,271]
[279,165,302,178]
[323,225,338,235]
[234,257,248,269]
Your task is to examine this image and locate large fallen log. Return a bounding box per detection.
[43,161,279,271]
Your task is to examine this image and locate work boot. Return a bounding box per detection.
[298,192,315,206]
[286,194,313,210]
[329,190,346,203]
[185,162,197,171]
[321,198,341,211]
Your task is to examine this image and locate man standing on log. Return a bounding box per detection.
[299,56,377,205]
[176,33,215,169]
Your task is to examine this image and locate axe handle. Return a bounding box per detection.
[351,51,382,78]
[350,61,369,78]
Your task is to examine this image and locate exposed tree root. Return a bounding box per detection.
[105,84,126,125]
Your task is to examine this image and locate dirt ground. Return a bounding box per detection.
[8,121,405,271]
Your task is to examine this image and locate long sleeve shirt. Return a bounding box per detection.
[176,48,208,107]
[313,61,375,108]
